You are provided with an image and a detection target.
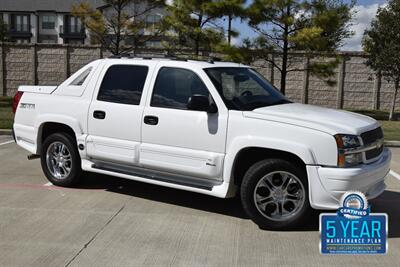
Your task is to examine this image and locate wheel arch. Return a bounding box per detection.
[36,118,81,154]
[223,137,316,190]
[231,147,307,187]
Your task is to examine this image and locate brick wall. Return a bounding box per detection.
[0,43,399,111]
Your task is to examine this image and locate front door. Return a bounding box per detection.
[140,65,228,181]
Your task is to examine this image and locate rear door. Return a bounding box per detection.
[86,60,156,165]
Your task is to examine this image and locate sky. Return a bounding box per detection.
[230,0,388,51]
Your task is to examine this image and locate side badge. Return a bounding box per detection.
[19,103,35,110]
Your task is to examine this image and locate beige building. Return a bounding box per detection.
[0,0,165,46]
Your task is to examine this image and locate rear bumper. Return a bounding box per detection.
[13,123,37,154]
[307,148,391,210]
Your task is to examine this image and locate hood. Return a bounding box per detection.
[243,103,379,135]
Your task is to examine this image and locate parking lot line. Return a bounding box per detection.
[390,170,400,181]
[44,182,53,186]
[0,140,14,146]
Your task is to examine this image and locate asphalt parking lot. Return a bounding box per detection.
[0,135,400,266]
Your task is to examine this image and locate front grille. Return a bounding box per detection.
[361,127,383,145]
[361,127,384,160]
[365,145,383,159]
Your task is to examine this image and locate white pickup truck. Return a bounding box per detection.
[12,57,391,229]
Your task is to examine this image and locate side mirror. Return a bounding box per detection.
[187,95,218,113]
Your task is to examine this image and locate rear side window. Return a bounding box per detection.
[70,67,92,86]
[98,65,148,105]
[151,67,209,110]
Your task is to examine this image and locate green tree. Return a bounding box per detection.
[213,0,246,45]
[73,0,165,55]
[162,0,225,56]
[363,0,400,120]
[242,0,354,95]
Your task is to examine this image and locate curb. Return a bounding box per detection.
[0,129,11,135]
[1,128,400,147]
[384,141,400,147]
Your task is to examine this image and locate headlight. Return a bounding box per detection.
[334,134,363,167]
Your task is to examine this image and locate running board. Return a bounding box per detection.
[91,161,222,191]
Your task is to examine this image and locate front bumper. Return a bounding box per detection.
[307,147,391,210]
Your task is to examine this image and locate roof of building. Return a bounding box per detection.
[0,0,106,13]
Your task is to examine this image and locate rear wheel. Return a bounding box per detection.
[40,133,82,187]
[240,159,311,230]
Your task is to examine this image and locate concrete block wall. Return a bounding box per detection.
[254,53,399,111]
[2,45,34,96]
[0,43,104,96]
[69,47,102,74]
[37,45,65,85]
[380,79,400,110]
[342,56,375,110]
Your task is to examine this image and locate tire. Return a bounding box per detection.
[240,158,311,230]
[40,133,82,187]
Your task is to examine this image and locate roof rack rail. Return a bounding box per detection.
[107,53,224,63]
[108,53,188,61]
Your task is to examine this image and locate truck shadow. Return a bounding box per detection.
[78,173,399,235]
[370,190,400,238]
[80,173,248,220]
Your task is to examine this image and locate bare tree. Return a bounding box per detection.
[73,0,165,55]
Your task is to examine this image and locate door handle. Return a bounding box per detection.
[144,115,158,125]
[93,110,106,119]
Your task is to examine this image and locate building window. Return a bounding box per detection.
[42,15,55,29]
[66,16,82,33]
[145,40,162,48]
[145,14,161,33]
[11,14,29,32]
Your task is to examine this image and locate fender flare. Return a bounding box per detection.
[34,114,83,153]
[223,136,317,184]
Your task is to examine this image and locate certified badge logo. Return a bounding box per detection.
[338,192,370,219]
[320,191,388,254]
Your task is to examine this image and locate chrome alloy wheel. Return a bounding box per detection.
[253,171,305,221]
[46,141,72,179]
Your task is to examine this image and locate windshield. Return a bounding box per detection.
[204,67,291,111]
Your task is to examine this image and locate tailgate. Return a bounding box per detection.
[18,85,57,94]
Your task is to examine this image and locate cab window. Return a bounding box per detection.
[98,65,148,105]
[70,67,92,86]
[151,67,210,110]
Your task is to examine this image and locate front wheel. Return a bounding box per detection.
[40,133,82,187]
[240,159,311,230]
